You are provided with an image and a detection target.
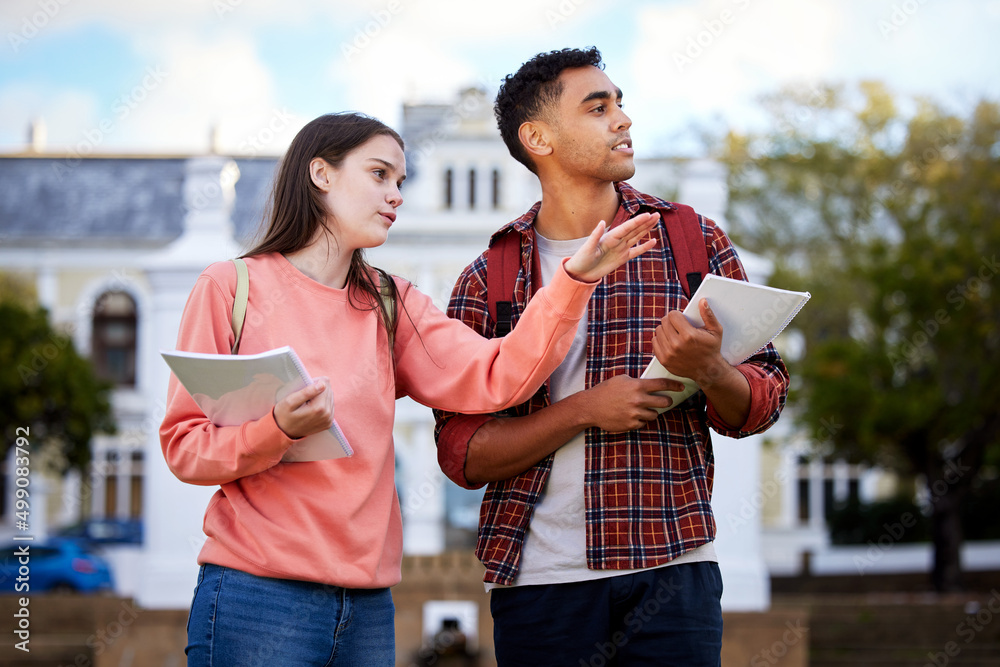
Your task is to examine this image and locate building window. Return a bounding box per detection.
[444,168,453,209]
[848,478,860,505]
[795,456,867,525]
[823,477,836,520]
[468,168,477,209]
[92,291,137,386]
[492,169,501,209]
[797,478,810,523]
[104,450,119,517]
[130,451,144,518]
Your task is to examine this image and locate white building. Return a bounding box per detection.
[1,90,784,611]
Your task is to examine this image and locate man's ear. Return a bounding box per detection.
[309,158,332,192]
[518,121,554,161]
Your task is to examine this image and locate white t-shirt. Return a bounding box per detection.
[493,231,716,590]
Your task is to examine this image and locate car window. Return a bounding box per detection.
[29,546,58,560]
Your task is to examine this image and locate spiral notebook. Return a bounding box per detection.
[161,345,353,461]
[641,274,811,412]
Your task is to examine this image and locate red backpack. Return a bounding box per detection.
[486,204,709,336]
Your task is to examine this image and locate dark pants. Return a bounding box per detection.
[490,562,723,667]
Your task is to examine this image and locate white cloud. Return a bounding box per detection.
[3,0,995,155]
[623,0,1000,154]
[1,0,591,36]
[0,32,291,154]
[0,0,325,34]
[325,0,616,126]
[330,16,488,129]
[340,0,608,42]
[0,82,100,151]
[629,0,841,130]
[112,33,294,153]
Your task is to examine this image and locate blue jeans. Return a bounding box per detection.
[186,563,395,667]
[490,562,723,667]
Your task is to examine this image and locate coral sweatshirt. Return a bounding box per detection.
[159,252,595,589]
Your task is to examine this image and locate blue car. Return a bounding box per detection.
[0,538,114,594]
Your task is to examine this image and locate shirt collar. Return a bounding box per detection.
[490,181,676,247]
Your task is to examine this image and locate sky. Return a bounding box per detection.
[1,0,998,158]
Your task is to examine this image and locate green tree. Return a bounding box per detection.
[717,82,1000,591]
[0,276,116,475]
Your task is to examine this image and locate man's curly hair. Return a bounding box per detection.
[494,47,604,174]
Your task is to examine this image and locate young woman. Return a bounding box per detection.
[159,112,658,667]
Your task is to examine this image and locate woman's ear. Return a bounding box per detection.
[518,121,554,161]
[309,158,332,192]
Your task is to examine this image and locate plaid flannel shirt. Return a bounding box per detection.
[432,182,789,585]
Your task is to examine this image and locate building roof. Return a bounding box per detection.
[0,155,278,248]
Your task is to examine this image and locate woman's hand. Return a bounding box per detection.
[563,212,659,283]
[273,376,335,439]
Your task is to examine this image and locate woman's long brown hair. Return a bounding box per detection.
[244,113,404,353]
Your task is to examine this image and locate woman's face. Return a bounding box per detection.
[313,134,406,252]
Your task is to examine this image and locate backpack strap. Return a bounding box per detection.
[229,259,396,356]
[230,258,249,354]
[486,229,522,337]
[379,272,396,354]
[663,204,710,298]
[485,204,709,336]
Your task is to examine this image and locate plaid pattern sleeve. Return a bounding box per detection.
[432,254,493,489]
[701,219,790,437]
[434,184,789,585]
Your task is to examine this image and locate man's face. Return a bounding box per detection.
[543,65,635,183]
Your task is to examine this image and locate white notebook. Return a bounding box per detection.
[161,345,353,462]
[641,274,811,412]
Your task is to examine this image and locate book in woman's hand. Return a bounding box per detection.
[161,346,353,461]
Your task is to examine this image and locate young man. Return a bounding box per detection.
[433,47,789,666]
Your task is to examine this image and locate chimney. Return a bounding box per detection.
[28,118,46,153]
[209,123,223,155]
